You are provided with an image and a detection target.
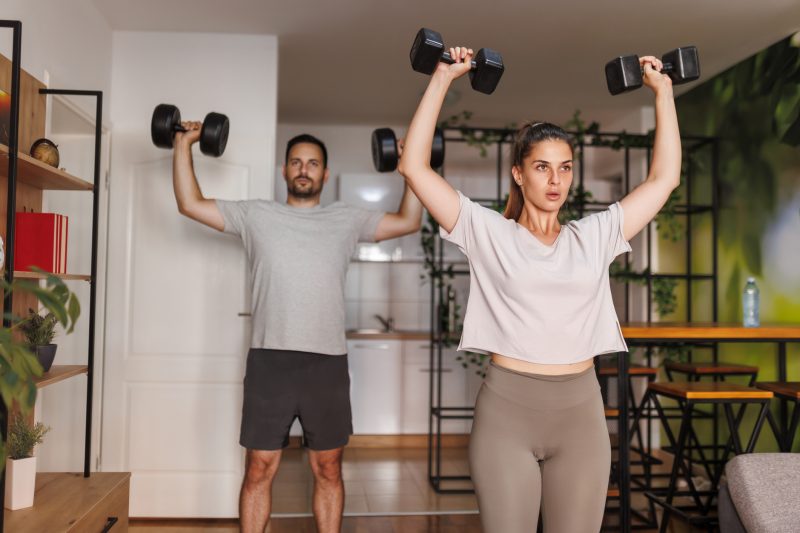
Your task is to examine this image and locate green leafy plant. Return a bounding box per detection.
[7,416,50,460]
[609,262,679,317]
[559,184,594,224]
[18,309,57,347]
[655,188,683,242]
[457,351,490,376]
[0,271,80,466]
[419,212,458,343]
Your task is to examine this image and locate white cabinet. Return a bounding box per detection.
[402,341,469,434]
[347,339,403,434]
[346,338,479,435]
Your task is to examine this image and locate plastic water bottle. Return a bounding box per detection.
[742,277,760,328]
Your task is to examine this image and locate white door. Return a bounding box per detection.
[101,150,252,518]
[100,31,277,518]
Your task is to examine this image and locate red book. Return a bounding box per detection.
[60,214,68,273]
[14,212,69,274]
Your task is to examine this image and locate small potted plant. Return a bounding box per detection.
[19,308,58,372]
[4,416,50,510]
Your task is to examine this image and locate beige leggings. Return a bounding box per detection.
[470,362,611,533]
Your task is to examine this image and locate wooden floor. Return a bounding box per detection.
[130,513,701,532]
[131,515,482,532]
[130,446,705,532]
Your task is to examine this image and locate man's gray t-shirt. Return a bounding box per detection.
[216,199,384,355]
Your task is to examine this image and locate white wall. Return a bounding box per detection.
[110,31,276,200]
[1,0,113,122]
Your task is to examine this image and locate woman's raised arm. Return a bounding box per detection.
[398,47,474,233]
[619,55,682,241]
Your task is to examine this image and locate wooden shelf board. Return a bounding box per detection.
[3,472,130,533]
[0,144,93,191]
[13,271,91,282]
[35,365,88,388]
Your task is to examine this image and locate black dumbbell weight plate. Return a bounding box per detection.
[470,48,505,95]
[151,104,181,149]
[605,55,642,95]
[201,112,230,157]
[431,128,445,169]
[372,128,398,172]
[410,28,445,75]
[661,46,700,85]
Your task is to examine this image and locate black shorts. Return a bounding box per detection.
[240,348,352,451]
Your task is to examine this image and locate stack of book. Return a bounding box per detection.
[14,212,68,273]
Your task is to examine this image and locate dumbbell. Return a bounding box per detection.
[410,28,505,95]
[605,46,700,95]
[151,103,230,157]
[372,127,445,172]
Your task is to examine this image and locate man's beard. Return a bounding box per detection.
[288,176,321,199]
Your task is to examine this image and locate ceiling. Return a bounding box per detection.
[92,0,800,127]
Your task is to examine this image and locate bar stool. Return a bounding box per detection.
[756,382,800,452]
[633,381,773,533]
[665,361,759,385]
[664,361,760,476]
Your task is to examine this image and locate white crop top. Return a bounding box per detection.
[440,191,631,365]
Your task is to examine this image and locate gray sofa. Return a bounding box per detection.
[718,453,800,533]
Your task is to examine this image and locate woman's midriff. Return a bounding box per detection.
[491,352,595,375]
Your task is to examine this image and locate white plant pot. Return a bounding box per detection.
[5,456,36,510]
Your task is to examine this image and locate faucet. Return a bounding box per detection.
[373,314,395,332]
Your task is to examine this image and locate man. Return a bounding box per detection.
[172,122,422,532]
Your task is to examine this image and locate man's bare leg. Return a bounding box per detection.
[308,447,345,533]
[240,449,282,533]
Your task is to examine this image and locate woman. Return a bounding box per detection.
[398,47,680,532]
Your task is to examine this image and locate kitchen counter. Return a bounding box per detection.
[346,330,431,341]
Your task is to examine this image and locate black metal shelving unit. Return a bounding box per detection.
[426,124,720,531]
[0,20,103,531]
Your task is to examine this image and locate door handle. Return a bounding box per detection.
[101,517,119,532]
[238,312,252,317]
[352,343,391,350]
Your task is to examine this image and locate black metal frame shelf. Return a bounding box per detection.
[0,20,103,531]
[426,123,720,533]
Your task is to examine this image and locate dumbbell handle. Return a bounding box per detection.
[646,62,676,75]
[440,52,478,70]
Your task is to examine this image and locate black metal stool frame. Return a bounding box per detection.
[764,397,800,452]
[664,362,758,481]
[638,390,771,533]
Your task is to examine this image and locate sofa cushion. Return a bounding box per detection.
[725,453,800,533]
